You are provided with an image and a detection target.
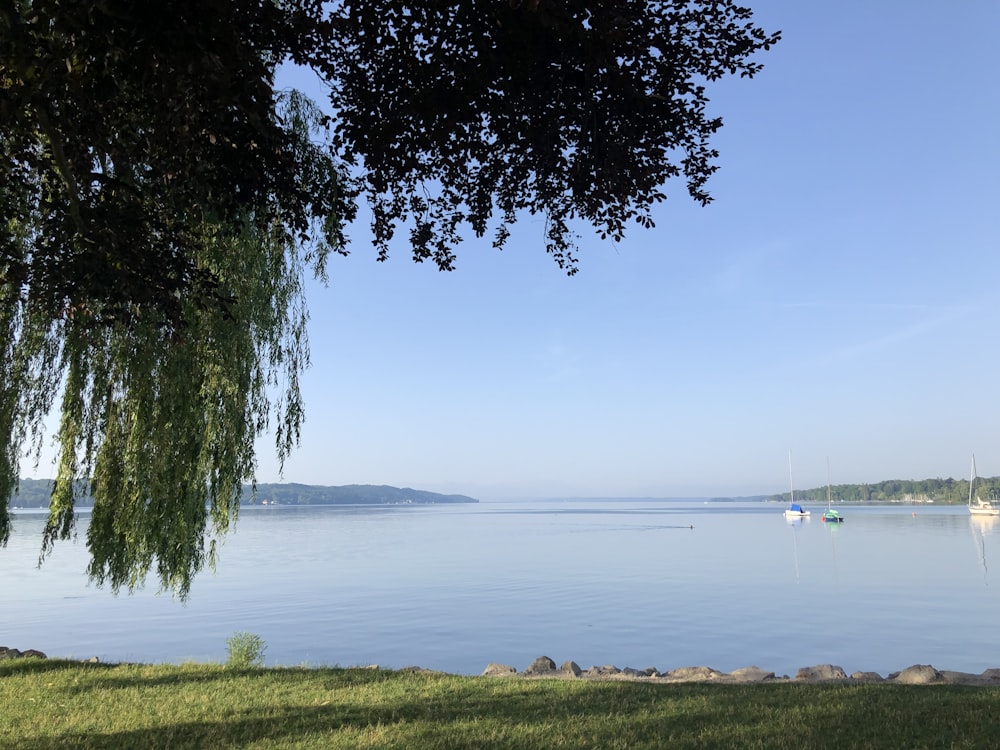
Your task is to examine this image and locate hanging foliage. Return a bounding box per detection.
[1,0,778,596]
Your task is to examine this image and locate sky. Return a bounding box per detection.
[256,1,1000,500]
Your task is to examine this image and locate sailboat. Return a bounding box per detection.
[821,458,844,523]
[968,454,999,517]
[783,451,810,519]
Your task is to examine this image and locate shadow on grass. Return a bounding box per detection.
[0,659,119,677]
[6,667,1000,750]
[1,678,720,750]
[81,666,402,689]
[4,660,401,695]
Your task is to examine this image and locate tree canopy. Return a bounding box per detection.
[1,0,779,596]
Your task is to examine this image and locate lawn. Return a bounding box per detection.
[2,659,998,749]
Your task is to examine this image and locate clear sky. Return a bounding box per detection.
[255,0,1000,500]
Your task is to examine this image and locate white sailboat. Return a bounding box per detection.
[968,454,1000,516]
[783,451,810,519]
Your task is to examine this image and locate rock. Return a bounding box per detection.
[584,664,621,678]
[481,663,517,677]
[475,659,1000,685]
[728,666,775,682]
[795,664,847,682]
[524,656,557,675]
[850,671,884,682]
[890,664,942,685]
[0,647,47,661]
[560,661,582,677]
[666,666,725,682]
[939,671,982,685]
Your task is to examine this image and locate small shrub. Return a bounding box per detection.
[226,632,266,669]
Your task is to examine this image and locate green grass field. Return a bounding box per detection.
[2,659,998,749]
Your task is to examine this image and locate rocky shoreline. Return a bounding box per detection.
[479,656,1000,686]
[6,647,1000,686]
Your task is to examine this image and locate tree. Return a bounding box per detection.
[1,1,780,597]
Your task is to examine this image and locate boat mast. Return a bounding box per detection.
[788,450,795,505]
[969,454,977,508]
[827,457,832,510]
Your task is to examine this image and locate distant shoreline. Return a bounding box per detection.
[7,480,479,509]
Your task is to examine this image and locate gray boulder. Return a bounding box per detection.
[560,661,582,677]
[795,664,847,682]
[524,656,557,675]
[850,671,884,682]
[890,664,942,684]
[481,663,517,677]
[0,647,47,660]
[584,664,621,678]
[728,666,776,682]
[666,666,725,682]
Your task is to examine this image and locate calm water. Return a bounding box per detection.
[4,500,1000,677]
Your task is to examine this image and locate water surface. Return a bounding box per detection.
[3,501,999,677]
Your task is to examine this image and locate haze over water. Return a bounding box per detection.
[4,500,999,677]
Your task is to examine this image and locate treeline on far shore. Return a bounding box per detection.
[9,476,995,509]
[766,476,997,506]
[6,479,478,508]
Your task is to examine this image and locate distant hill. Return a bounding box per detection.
[244,483,478,506]
[7,478,68,508]
[7,479,478,508]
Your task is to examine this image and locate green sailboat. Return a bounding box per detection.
[821,459,844,523]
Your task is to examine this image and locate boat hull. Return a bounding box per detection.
[969,506,1000,517]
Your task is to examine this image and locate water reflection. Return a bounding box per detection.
[786,516,806,583]
[970,515,999,583]
[825,521,841,584]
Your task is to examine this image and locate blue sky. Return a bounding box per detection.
[256,0,1000,499]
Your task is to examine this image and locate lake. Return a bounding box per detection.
[3,500,1000,677]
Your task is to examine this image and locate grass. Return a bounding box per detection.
[2,659,999,749]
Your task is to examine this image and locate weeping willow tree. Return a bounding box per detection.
[1,96,344,597]
[2,0,778,597]
[1,3,351,598]
[2,218,316,598]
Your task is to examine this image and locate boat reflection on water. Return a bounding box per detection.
[824,517,842,584]
[970,514,999,582]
